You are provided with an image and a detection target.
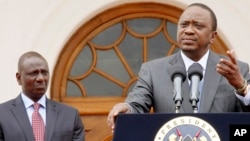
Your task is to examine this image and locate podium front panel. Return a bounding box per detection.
[113,113,250,141]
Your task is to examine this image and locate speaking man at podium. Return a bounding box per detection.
[107,3,250,133]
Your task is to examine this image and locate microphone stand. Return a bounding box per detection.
[175,101,181,113]
[190,86,200,113]
[173,91,183,113]
[191,99,199,113]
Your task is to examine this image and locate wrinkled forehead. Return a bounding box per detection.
[19,56,49,71]
[179,6,212,23]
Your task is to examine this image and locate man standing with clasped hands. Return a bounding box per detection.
[0,51,85,141]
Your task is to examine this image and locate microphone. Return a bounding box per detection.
[169,66,186,113]
[188,63,203,113]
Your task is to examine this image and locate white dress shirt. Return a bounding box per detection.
[21,93,46,125]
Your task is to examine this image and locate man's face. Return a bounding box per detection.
[177,6,217,59]
[16,56,49,101]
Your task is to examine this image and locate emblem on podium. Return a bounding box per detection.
[154,116,220,141]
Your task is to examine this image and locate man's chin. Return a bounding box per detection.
[35,89,46,95]
[181,46,196,52]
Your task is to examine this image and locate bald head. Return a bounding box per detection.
[18,51,47,72]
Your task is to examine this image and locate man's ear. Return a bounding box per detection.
[210,31,217,43]
[16,72,22,85]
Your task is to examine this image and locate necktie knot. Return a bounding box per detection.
[33,103,40,111]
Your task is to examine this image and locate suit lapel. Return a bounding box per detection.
[199,52,221,112]
[45,99,59,141]
[11,95,34,141]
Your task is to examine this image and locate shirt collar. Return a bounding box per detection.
[180,50,209,72]
[21,93,46,109]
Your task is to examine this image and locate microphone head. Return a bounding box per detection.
[168,65,187,82]
[188,63,203,80]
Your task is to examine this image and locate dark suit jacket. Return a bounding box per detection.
[126,51,250,113]
[0,95,84,141]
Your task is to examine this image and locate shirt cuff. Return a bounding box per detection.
[235,90,250,105]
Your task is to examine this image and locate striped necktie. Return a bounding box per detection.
[32,103,45,141]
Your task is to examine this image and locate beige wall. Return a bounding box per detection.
[1,0,249,102]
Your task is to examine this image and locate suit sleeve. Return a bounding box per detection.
[125,62,154,113]
[0,124,3,141]
[72,109,85,141]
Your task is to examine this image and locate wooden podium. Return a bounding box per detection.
[113,113,250,141]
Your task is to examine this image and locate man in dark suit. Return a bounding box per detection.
[107,3,250,132]
[0,51,85,141]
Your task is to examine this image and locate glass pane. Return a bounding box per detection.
[81,72,123,96]
[91,23,122,46]
[148,31,171,60]
[126,18,162,34]
[166,21,177,42]
[70,45,92,76]
[66,81,82,97]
